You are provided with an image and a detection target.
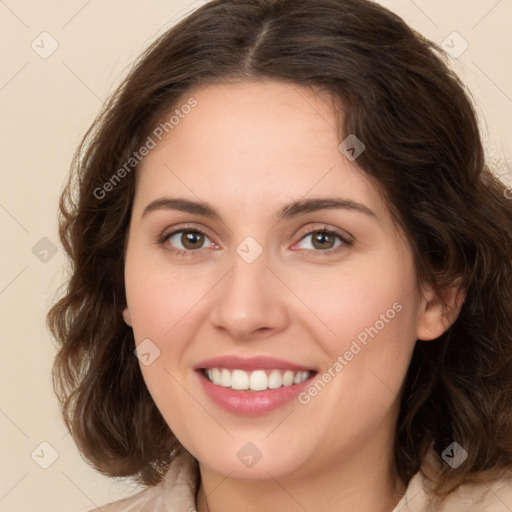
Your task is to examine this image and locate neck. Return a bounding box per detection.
[195,432,406,512]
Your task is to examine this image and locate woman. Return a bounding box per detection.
[48,0,512,510]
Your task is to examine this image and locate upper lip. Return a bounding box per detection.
[194,356,316,372]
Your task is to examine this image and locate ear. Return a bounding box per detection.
[416,281,465,341]
[123,307,133,327]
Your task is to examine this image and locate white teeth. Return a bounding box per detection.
[268,369,283,389]
[204,368,312,391]
[282,370,295,386]
[211,368,221,385]
[231,369,249,390]
[220,368,231,387]
[249,370,268,391]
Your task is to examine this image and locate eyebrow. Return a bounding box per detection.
[141,196,377,222]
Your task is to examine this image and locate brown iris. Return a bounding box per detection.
[310,231,336,250]
[181,231,205,250]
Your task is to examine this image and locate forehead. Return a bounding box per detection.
[134,80,387,222]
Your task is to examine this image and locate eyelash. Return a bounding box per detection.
[158,224,353,257]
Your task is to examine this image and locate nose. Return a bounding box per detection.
[208,249,290,341]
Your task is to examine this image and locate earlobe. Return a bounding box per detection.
[416,283,465,341]
[123,307,133,327]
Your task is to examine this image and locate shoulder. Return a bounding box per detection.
[85,449,199,512]
[441,471,512,511]
[394,468,512,512]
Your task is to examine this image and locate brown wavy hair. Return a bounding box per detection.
[47,0,512,496]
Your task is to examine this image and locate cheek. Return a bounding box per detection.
[124,258,205,429]
[124,246,213,342]
[296,278,419,449]
[292,254,415,351]
[294,251,420,405]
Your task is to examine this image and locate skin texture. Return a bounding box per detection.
[122,80,461,512]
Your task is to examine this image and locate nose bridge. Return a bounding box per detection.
[209,241,288,338]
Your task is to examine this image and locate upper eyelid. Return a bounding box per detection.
[299,224,351,238]
[162,224,214,241]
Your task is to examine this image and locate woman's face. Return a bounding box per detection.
[123,80,441,481]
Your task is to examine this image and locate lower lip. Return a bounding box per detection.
[196,370,315,416]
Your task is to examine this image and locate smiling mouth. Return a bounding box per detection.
[201,368,316,392]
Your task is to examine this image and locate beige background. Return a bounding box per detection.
[0,1,511,511]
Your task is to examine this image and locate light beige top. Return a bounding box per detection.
[91,448,512,512]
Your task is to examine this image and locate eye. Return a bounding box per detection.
[294,227,352,255]
[160,227,216,255]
